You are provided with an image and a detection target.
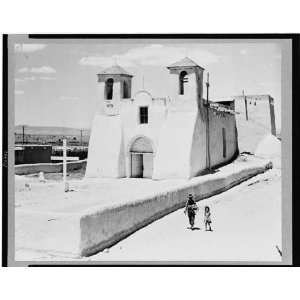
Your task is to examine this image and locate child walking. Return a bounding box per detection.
[204,206,212,231]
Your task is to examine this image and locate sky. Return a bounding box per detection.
[13,40,282,130]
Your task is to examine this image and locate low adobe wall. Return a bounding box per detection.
[80,159,272,256]
[15,160,87,175]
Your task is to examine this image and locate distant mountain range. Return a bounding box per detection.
[15,125,91,136]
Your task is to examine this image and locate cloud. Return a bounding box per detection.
[273,54,281,60]
[23,76,36,81]
[31,66,56,73]
[39,76,56,81]
[15,90,24,95]
[14,44,47,53]
[60,96,80,101]
[18,66,56,74]
[15,75,56,82]
[79,44,219,68]
[18,67,29,73]
[14,78,25,83]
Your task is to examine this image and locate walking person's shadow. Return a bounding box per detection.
[192,227,201,231]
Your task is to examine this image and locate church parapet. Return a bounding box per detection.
[209,102,236,115]
[152,97,168,106]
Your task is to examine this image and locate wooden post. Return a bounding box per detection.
[243,90,248,121]
[22,125,25,144]
[206,73,211,171]
[63,139,68,192]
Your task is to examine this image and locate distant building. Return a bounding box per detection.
[15,145,52,165]
[216,94,276,153]
[86,57,238,179]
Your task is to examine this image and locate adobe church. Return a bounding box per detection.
[85,57,239,179]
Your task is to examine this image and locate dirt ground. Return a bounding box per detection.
[14,157,282,262]
[80,168,282,262]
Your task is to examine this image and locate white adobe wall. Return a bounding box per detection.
[97,81,122,116]
[15,160,86,175]
[168,71,204,114]
[153,68,207,180]
[152,107,237,180]
[235,98,275,153]
[208,109,238,167]
[120,93,167,177]
[235,98,273,131]
[152,111,205,179]
[190,114,207,176]
[86,91,168,179]
[85,114,126,178]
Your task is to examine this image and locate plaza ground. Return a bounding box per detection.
[84,168,281,262]
[14,155,281,262]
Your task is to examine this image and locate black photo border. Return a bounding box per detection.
[2,33,299,267]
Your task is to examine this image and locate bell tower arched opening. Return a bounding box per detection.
[97,65,133,115]
[123,80,130,98]
[167,57,205,114]
[105,78,114,100]
[179,71,188,95]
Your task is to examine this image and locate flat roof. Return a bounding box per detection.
[15,144,52,147]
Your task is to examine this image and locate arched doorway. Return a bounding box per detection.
[129,137,154,178]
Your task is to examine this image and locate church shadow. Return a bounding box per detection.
[199,169,220,176]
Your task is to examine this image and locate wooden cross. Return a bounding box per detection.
[51,139,79,192]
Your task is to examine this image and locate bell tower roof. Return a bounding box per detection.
[98,64,133,77]
[167,57,205,70]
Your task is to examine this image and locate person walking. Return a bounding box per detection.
[204,206,212,231]
[184,194,198,229]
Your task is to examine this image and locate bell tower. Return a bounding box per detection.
[167,57,205,114]
[97,65,133,116]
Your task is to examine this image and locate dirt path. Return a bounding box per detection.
[15,168,281,262]
[82,169,281,262]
